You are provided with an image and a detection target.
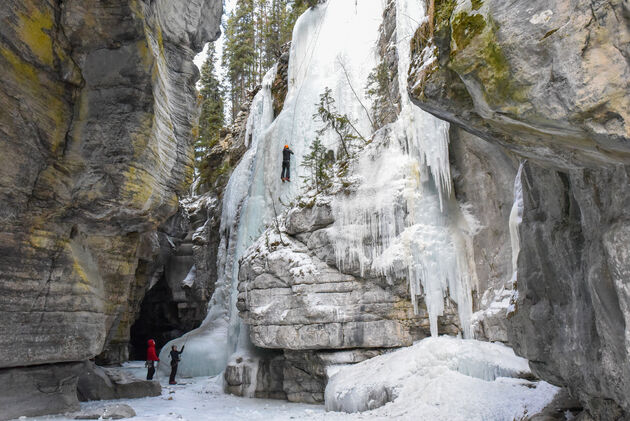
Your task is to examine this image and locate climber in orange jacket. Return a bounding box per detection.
[281,144,294,182]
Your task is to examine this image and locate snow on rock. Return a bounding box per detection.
[324,336,559,419]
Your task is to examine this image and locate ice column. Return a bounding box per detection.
[507,163,525,316]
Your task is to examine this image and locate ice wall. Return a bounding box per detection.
[329,0,474,337]
[160,0,387,376]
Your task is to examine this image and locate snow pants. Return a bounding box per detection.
[281,161,290,179]
[169,362,178,384]
[146,361,155,380]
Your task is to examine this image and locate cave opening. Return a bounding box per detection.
[128,274,187,360]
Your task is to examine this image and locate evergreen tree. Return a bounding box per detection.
[301,138,333,192]
[365,62,397,129]
[197,43,224,161]
[314,87,366,161]
[223,0,257,121]
[222,0,312,123]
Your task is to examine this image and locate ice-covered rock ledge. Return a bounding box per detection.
[237,199,462,351]
[325,336,559,420]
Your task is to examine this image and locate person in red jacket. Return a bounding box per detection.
[145,339,159,380]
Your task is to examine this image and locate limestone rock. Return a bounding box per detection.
[409,1,630,418]
[0,0,221,367]
[0,0,220,417]
[409,0,630,169]
[508,163,630,419]
[224,351,286,400]
[77,361,161,402]
[224,348,386,404]
[238,228,461,351]
[0,362,83,421]
[285,201,334,235]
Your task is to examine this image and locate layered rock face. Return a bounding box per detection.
[409,0,630,418]
[0,0,221,417]
[238,202,461,352]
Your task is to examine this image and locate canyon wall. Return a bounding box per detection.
[0,0,221,418]
[409,0,630,418]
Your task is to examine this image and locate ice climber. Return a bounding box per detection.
[281,144,294,182]
[169,344,185,385]
[145,339,159,380]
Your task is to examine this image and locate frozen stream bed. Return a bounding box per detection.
[13,338,558,421]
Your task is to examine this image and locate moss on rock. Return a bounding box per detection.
[451,11,486,50]
[471,0,483,11]
[434,0,457,32]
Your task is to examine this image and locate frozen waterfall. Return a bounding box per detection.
[162,0,476,377]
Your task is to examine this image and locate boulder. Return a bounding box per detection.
[0,362,83,421]
[285,201,334,235]
[238,232,461,351]
[77,361,161,402]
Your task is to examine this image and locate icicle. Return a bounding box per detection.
[507,163,525,316]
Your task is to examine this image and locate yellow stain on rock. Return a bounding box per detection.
[0,46,71,155]
[15,4,55,67]
[122,165,157,211]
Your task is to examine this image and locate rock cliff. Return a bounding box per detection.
[0,0,221,418]
[409,0,630,418]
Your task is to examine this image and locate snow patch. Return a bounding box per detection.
[325,336,559,419]
[530,9,553,25]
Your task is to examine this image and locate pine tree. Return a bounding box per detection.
[301,138,333,192]
[314,87,366,161]
[197,43,224,161]
[220,0,314,124]
[223,0,257,121]
[365,62,397,129]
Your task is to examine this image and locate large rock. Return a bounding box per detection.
[410,0,629,169]
[0,362,83,421]
[409,0,630,418]
[77,361,161,402]
[224,347,386,404]
[73,404,136,420]
[509,163,630,419]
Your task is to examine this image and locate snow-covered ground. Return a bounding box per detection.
[13,362,328,421]
[14,338,558,421]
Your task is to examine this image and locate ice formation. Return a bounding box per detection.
[325,336,559,419]
[162,0,482,378]
[507,163,525,316]
[328,0,474,337]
